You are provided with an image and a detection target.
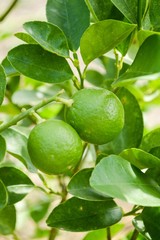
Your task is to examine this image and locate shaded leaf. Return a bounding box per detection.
[84,0,123,21]
[46,0,90,51]
[140,128,160,152]
[99,88,143,154]
[0,180,8,210]
[30,199,50,222]
[120,148,160,169]
[1,128,37,172]
[141,207,160,240]
[0,135,6,162]
[23,21,69,57]
[1,57,19,77]
[68,168,109,201]
[80,20,136,65]
[15,32,37,44]
[149,0,160,31]
[85,70,104,87]
[0,167,34,204]
[8,44,73,83]
[47,197,122,231]
[90,155,160,206]
[114,35,160,86]
[0,65,6,105]
[0,205,16,235]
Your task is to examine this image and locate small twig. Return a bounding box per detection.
[124,206,143,217]
[48,228,58,240]
[130,229,139,240]
[0,0,18,22]
[0,89,65,133]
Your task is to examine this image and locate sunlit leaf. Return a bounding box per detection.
[46,0,90,50]
[0,135,6,162]
[23,21,69,57]
[0,180,8,210]
[8,44,73,83]
[90,155,160,206]
[80,20,136,65]
[0,205,16,235]
[0,65,6,105]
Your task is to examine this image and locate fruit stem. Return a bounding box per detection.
[107,227,111,240]
[55,97,74,107]
[0,89,65,133]
[48,228,58,240]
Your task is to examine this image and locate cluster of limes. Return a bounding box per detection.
[28,88,124,175]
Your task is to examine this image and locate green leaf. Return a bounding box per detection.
[68,168,109,201]
[114,35,160,86]
[140,128,160,152]
[15,32,37,44]
[149,146,160,158]
[0,180,8,210]
[46,0,90,51]
[80,20,136,65]
[133,215,151,240]
[0,167,34,204]
[0,65,6,105]
[90,155,160,206]
[1,128,37,172]
[7,44,73,83]
[1,57,19,77]
[99,88,143,154]
[111,0,146,24]
[149,0,160,31]
[140,207,160,240]
[120,148,160,169]
[0,135,6,162]
[47,197,122,231]
[0,205,16,235]
[23,21,69,58]
[84,0,123,21]
[85,70,104,87]
[83,223,124,240]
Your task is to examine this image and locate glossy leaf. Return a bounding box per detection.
[68,168,109,201]
[47,197,122,231]
[0,205,16,235]
[80,20,136,65]
[111,0,137,23]
[133,215,151,240]
[140,207,160,240]
[0,167,34,204]
[1,128,37,172]
[140,128,160,152]
[46,0,90,51]
[90,155,160,206]
[120,148,160,169]
[1,57,19,77]
[0,65,6,105]
[99,88,143,154]
[15,32,37,44]
[149,0,160,31]
[0,180,8,210]
[8,44,73,83]
[114,35,160,86]
[23,21,69,57]
[0,135,6,162]
[84,0,123,21]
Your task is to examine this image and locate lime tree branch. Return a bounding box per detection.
[0,0,18,22]
[0,89,72,133]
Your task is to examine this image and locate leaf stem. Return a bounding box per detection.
[107,227,111,240]
[0,89,66,133]
[124,206,143,217]
[130,229,139,240]
[0,0,18,22]
[138,0,142,30]
[84,0,99,22]
[48,228,58,240]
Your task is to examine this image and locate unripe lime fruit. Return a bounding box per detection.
[27,119,83,175]
[66,88,124,145]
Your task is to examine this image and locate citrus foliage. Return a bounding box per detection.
[0,0,160,239]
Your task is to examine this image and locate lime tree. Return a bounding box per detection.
[27,119,83,175]
[66,88,124,145]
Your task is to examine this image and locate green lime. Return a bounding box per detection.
[66,88,124,145]
[27,119,83,175]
